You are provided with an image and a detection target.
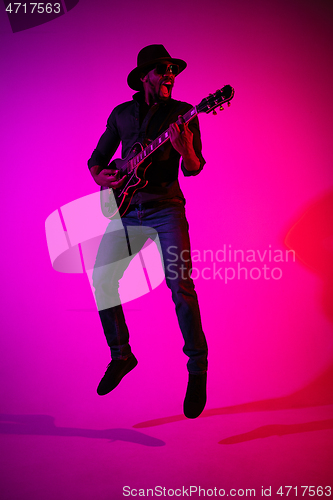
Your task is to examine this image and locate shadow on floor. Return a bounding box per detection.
[219,418,333,444]
[131,363,333,444]
[0,414,165,447]
[133,363,333,429]
[134,193,333,442]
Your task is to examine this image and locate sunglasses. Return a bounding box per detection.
[155,63,179,76]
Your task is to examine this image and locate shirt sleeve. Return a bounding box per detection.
[87,107,121,169]
[180,115,206,177]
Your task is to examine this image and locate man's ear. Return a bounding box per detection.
[140,72,149,83]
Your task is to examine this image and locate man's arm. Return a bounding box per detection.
[88,107,125,187]
[169,115,205,174]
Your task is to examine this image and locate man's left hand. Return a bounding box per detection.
[169,115,201,172]
[169,115,194,158]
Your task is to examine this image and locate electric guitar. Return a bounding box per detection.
[100,84,235,219]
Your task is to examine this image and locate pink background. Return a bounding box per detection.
[1,0,332,498]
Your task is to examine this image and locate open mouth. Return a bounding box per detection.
[160,80,173,97]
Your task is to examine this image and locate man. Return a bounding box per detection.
[88,44,208,419]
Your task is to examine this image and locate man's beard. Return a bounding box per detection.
[148,76,172,103]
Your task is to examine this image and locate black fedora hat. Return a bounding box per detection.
[127,44,187,91]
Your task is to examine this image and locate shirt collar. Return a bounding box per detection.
[132,92,174,108]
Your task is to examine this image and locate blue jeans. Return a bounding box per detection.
[92,201,208,374]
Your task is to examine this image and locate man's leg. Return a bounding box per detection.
[142,203,208,417]
[92,217,148,394]
[93,225,133,360]
[154,207,208,373]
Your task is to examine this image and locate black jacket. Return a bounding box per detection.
[88,92,205,205]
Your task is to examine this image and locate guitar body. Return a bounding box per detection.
[99,84,235,219]
[100,142,152,219]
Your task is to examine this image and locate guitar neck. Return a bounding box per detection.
[129,106,198,170]
[128,84,235,171]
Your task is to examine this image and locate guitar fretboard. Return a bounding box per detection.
[127,84,234,172]
[128,106,198,171]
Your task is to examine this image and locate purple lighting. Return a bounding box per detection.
[1,0,333,498]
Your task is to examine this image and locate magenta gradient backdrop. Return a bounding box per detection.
[1,0,333,498]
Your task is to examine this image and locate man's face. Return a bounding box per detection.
[141,61,177,103]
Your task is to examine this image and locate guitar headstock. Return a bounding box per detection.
[198,85,235,114]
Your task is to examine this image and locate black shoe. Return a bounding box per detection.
[97,354,138,395]
[183,373,207,419]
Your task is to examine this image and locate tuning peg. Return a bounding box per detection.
[227,101,231,107]
[219,105,224,111]
[213,109,217,115]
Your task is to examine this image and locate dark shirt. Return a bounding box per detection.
[88,92,205,205]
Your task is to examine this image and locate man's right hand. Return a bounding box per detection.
[90,165,126,188]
